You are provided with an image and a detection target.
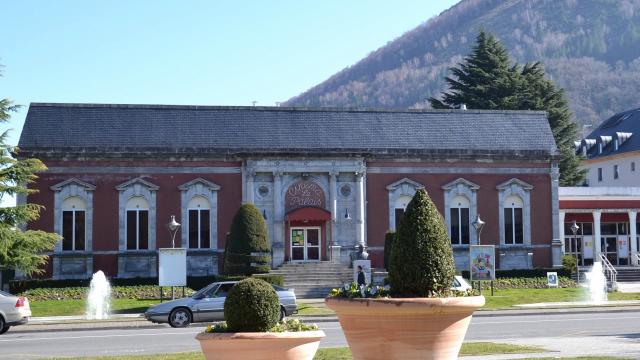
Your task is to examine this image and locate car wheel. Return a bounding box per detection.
[279,307,286,322]
[0,326,9,335]
[169,308,192,328]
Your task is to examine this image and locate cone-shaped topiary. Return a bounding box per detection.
[383,231,396,270]
[389,188,456,297]
[223,204,271,275]
[224,277,280,332]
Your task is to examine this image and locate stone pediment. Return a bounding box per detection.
[178,178,221,191]
[385,177,424,191]
[50,178,96,191]
[496,178,534,191]
[441,178,480,190]
[115,177,159,191]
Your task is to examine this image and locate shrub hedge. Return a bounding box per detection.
[224,277,280,332]
[460,268,571,279]
[383,231,396,270]
[489,277,576,289]
[11,274,284,300]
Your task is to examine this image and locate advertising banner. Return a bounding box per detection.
[469,245,496,281]
[582,236,594,259]
[547,272,559,287]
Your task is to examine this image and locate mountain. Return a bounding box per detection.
[285,0,640,129]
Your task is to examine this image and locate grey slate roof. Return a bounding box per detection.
[582,107,640,159]
[19,103,557,159]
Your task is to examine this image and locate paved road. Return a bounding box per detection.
[2,310,640,359]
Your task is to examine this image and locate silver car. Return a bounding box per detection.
[144,281,297,327]
[0,290,32,334]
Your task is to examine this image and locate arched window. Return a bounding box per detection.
[126,196,149,250]
[188,196,211,249]
[450,195,470,245]
[386,178,423,232]
[61,196,86,251]
[504,195,524,245]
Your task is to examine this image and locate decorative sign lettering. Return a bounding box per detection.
[285,181,326,213]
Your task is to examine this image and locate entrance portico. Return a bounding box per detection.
[243,159,366,267]
[560,187,640,267]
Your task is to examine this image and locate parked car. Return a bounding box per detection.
[0,290,31,334]
[453,275,472,292]
[144,281,297,327]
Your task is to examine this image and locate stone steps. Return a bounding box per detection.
[270,261,352,299]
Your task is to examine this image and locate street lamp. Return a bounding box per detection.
[472,214,486,245]
[167,215,181,248]
[570,220,580,283]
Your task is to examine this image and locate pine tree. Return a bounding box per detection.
[0,67,59,276]
[430,31,585,185]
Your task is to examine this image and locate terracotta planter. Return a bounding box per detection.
[325,296,485,360]
[195,330,325,360]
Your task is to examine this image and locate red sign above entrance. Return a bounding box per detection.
[285,180,326,213]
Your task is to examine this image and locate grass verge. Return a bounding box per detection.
[459,342,545,355]
[30,299,158,317]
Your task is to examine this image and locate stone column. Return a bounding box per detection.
[550,164,563,268]
[593,210,602,260]
[629,210,638,265]
[246,170,255,204]
[272,171,285,267]
[559,211,566,253]
[329,171,341,262]
[355,172,365,248]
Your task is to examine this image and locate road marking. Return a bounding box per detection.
[474,316,640,325]
[0,330,201,343]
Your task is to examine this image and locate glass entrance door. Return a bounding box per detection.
[601,236,618,265]
[290,227,321,262]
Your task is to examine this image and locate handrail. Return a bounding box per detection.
[598,254,617,285]
[635,253,640,267]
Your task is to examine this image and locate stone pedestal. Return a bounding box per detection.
[186,250,219,276]
[272,242,285,268]
[53,253,93,280]
[353,260,371,285]
[331,245,342,263]
[118,251,157,278]
[551,239,564,268]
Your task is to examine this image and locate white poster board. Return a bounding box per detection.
[470,245,496,281]
[547,272,559,287]
[582,236,594,259]
[618,235,629,258]
[159,248,187,287]
[353,260,371,286]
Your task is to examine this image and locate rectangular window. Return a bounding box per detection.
[126,210,149,250]
[450,208,460,244]
[62,211,74,251]
[614,165,619,179]
[582,223,593,235]
[514,208,523,244]
[189,209,211,249]
[601,223,617,235]
[504,208,523,244]
[449,208,470,245]
[62,210,85,251]
[395,208,405,232]
[504,208,514,244]
[598,168,603,182]
[460,208,470,245]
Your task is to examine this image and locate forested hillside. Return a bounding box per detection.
[285,0,640,129]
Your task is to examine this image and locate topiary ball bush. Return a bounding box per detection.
[389,188,456,297]
[224,277,280,332]
[223,204,271,275]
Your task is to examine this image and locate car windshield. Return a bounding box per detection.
[272,284,287,291]
[193,284,217,298]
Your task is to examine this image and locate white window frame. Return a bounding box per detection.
[50,178,95,254]
[442,178,479,246]
[125,205,149,250]
[116,177,158,252]
[179,178,220,250]
[188,205,211,249]
[497,178,533,247]
[386,178,424,232]
[450,204,470,245]
[62,206,86,251]
[503,198,524,245]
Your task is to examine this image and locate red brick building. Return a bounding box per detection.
[18,103,561,279]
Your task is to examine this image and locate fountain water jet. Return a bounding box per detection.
[86,270,111,320]
[584,261,607,303]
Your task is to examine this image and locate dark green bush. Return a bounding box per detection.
[383,231,396,270]
[562,255,578,273]
[224,277,280,332]
[224,204,271,275]
[389,188,456,297]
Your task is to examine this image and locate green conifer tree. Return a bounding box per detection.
[0,67,59,276]
[430,31,585,185]
[223,204,271,275]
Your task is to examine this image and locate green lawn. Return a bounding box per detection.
[48,343,548,359]
[30,299,158,317]
[482,288,585,309]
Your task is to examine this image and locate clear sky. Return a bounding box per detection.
[1,0,458,205]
